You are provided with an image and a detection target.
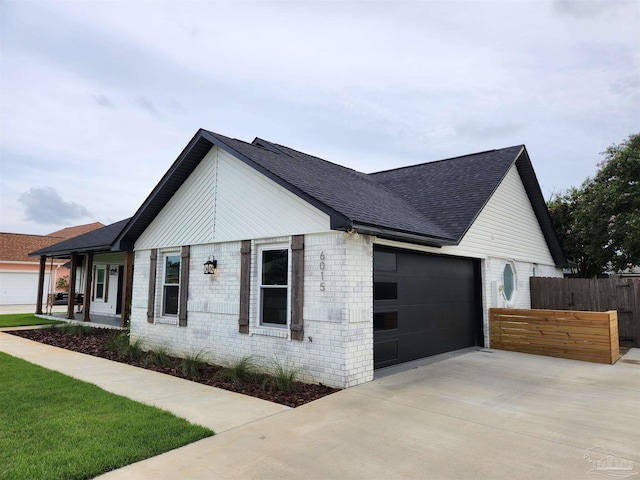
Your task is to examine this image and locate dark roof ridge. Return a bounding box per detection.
[270,141,365,176]
[222,132,397,199]
[371,145,525,175]
[251,137,291,156]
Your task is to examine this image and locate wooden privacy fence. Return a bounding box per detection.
[490,308,620,364]
[531,276,640,347]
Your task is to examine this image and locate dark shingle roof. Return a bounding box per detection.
[29,218,131,257]
[212,133,454,242]
[111,129,567,266]
[370,146,524,241]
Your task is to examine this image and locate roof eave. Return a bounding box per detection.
[515,147,569,268]
[352,223,455,248]
[28,244,114,258]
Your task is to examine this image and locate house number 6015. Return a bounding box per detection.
[319,252,326,291]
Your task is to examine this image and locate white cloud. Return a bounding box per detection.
[1,0,638,233]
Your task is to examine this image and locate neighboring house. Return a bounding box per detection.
[0,222,103,305]
[31,129,567,388]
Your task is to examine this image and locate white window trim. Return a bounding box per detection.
[501,260,517,304]
[95,267,106,299]
[256,242,291,330]
[157,249,181,324]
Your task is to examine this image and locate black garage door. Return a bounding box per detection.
[374,246,483,369]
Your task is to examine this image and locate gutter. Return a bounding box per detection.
[350,223,456,248]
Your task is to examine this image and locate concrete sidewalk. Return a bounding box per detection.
[2,330,638,479]
[0,332,289,433]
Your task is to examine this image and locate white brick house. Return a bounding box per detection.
[36,129,566,389]
[107,129,567,389]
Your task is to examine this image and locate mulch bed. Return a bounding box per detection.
[9,328,339,408]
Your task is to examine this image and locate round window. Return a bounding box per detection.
[503,263,515,301]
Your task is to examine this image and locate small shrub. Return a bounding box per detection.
[267,357,300,393]
[144,347,173,368]
[127,337,145,362]
[105,332,130,356]
[180,352,206,377]
[105,332,145,361]
[222,356,258,385]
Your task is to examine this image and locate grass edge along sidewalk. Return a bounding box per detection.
[0,352,213,480]
[0,313,64,328]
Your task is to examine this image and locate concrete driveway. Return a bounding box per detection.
[99,348,640,480]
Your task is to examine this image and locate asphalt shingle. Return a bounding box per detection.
[370,146,524,241]
[30,218,131,257]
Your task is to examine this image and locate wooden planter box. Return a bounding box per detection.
[489,308,620,364]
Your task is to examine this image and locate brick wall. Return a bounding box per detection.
[130,231,374,389]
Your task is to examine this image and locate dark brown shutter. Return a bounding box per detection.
[147,249,157,323]
[104,264,110,302]
[239,240,251,334]
[92,265,97,301]
[178,245,190,327]
[290,235,304,341]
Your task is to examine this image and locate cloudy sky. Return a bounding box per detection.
[1,0,638,235]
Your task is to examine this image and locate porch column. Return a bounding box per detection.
[121,250,134,327]
[35,256,46,314]
[83,252,94,322]
[67,254,78,320]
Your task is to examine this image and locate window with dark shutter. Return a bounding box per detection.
[259,247,288,326]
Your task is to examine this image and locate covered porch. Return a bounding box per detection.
[28,219,133,328]
[41,311,125,329]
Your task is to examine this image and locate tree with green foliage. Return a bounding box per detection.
[548,133,639,277]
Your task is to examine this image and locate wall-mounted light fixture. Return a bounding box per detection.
[204,256,217,275]
[109,267,118,275]
[342,228,359,240]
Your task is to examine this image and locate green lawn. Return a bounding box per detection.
[0,314,64,328]
[0,352,213,480]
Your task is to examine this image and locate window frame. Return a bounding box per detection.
[502,261,516,302]
[257,243,291,328]
[161,251,181,318]
[95,267,106,299]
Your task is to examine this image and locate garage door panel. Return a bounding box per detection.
[374,247,482,369]
[401,330,472,361]
[401,278,473,305]
[397,255,474,278]
[0,272,49,305]
[391,303,476,336]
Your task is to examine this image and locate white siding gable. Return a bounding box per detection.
[135,146,331,249]
[374,164,557,266]
[456,164,555,264]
